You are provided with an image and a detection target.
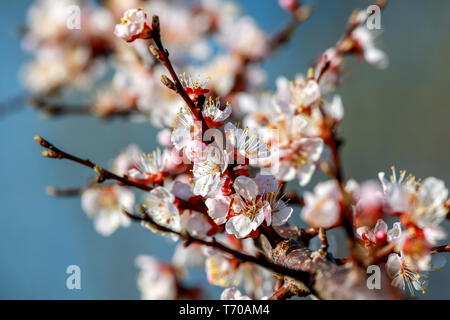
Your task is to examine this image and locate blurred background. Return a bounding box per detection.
[0,0,449,299]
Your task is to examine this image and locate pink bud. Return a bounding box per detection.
[375,230,387,244]
[278,0,299,12]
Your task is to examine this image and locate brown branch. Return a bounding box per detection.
[123,206,313,287]
[432,245,450,253]
[271,239,403,299]
[257,5,312,62]
[34,136,208,214]
[149,17,202,122]
[268,286,292,300]
[46,186,85,197]
[30,97,145,119]
[313,0,390,261]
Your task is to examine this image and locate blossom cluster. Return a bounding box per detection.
[25,0,448,300]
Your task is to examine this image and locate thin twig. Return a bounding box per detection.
[34,136,208,214]
[268,286,292,300]
[46,186,85,197]
[150,20,202,121]
[123,206,313,286]
[432,245,450,253]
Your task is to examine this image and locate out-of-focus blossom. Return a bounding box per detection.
[219,17,268,60]
[172,243,206,270]
[351,27,388,69]
[278,0,299,12]
[157,129,173,147]
[181,210,213,238]
[351,180,384,227]
[322,95,344,123]
[112,144,142,176]
[315,47,343,92]
[221,287,251,300]
[136,255,177,300]
[81,185,134,236]
[145,187,181,232]
[206,254,236,287]
[22,46,91,93]
[277,135,324,186]
[301,180,342,228]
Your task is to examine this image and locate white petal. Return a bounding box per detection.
[205,196,231,225]
[234,176,258,202]
[254,174,278,194]
[386,253,402,279]
[272,202,292,226]
[226,215,253,238]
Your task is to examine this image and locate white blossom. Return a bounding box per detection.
[81,185,134,236]
[114,8,152,42]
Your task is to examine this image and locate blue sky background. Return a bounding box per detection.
[1,0,449,299]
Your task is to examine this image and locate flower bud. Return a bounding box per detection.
[278,0,299,12]
[114,8,152,42]
[161,75,176,91]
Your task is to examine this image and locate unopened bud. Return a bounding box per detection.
[34,135,50,148]
[295,6,312,22]
[278,0,299,12]
[93,165,103,175]
[149,45,161,59]
[46,186,57,196]
[152,14,160,32]
[161,75,176,91]
[42,150,57,158]
[34,136,42,144]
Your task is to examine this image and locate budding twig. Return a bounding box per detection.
[122,206,313,287]
[150,22,202,121]
[34,136,208,214]
[46,186,85,197]
[432,245,450,253]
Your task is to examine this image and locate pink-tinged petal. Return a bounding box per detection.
[234,176,258,202]
[374,219,388,233]
[94,209,122,236]
[254,174,278,194]
[261,202,272,226]
[171,181,194,201]
[386,253,402,279]
[251,208,266,230]
[276,162,297,181]
[391,275,405,291]
[297,162,315,186]
[272,202,292,226]
[226,215,252,239]
[221,287,251,300]
[205,195,232,225]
